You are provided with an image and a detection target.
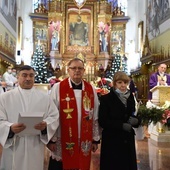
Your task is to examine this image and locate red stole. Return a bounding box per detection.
[59,78,94,170]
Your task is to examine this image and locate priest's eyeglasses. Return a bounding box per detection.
[69,67,84,71]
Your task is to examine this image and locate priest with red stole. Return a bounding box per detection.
[48,58,100,170]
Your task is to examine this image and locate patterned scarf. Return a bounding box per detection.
[114,88,130,107]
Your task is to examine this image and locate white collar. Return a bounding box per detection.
[68,78,84,90]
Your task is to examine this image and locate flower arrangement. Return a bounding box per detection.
[96,78,111,99]
[49,77,60,87]
[96,88,109,96]
[138,100,170,126]
[97,78,112,90]
[162,108,170,125]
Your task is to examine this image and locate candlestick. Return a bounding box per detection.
[0,34,2,44]
[38,39,40,46]
[65,65,67,74]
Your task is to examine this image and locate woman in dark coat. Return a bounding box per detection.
[98,71,140,170]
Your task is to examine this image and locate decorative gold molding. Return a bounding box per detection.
[75,52,86,62]
[48,13,63,17]
[98,14,112,18]
[67,8,92,14]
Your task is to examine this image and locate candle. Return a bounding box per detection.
[38,39,40,45]
[118,39,121,47]
[65,65,67,74]
[0,34,2,44]
[92,67,94,74]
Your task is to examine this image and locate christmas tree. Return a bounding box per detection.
[104,48,128,89]
[31,45,48,83]
[105,53,121,80]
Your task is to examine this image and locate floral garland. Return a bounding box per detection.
[138,100,170,126]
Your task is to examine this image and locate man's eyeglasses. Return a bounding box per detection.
[69,67,84,71]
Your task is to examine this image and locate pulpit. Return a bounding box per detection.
[150,86,170,106]
[149,86,170,142]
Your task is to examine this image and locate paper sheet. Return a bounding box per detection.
[17,112,44,135]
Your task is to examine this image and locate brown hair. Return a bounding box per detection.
[18,65,35,73]
[112,71,130,86]
[67,58,84,67]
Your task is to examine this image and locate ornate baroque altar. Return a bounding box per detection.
[29,0,129,82]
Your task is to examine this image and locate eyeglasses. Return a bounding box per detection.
[69,67,84,71]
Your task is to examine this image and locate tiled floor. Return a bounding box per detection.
[91,138,170,170]
[1,138,170,170]
[136,138,170,170]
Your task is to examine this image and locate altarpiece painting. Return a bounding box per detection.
[65,3,94,53]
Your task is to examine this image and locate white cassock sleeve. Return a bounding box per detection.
[49,82,60,140]
[40,96,60,144]
[92,85,101,141]
[0,95,14,147]
[92,85,99,120]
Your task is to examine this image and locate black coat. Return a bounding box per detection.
[98,88,139,170]
[129,79,136,93]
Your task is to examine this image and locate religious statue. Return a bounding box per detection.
[49,20,61,51]
[112,6,125,17]
[98,22,110,52]
[51,28,59,51]
[34,4,48,13]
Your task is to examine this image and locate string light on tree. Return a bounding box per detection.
[104,46,128,88]
[31,45,48,83]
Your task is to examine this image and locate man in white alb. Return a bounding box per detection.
[3,66,18,90]
[0,65,59,170]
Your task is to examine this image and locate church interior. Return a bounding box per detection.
[1,0,170,169]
